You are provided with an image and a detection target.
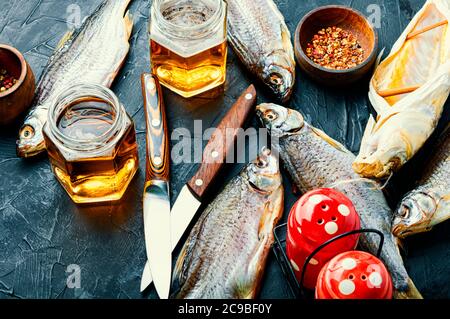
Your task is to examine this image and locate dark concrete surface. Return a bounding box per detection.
[0,0,449,299]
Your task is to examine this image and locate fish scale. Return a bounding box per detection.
[228,0,283,57]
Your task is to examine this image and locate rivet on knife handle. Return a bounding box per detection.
[187,85,257,198]
[141,74,170,182]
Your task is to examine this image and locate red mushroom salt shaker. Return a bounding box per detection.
[286,188,360,289]
[315,251,393,299]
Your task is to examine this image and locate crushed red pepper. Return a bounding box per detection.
[0,68,18,93]
[306,27,365,70]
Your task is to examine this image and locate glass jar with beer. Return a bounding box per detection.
[43,84,139,204]
[149,0,227,98]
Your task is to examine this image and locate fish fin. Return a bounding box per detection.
[394,278,423,299]
[233,277,256,299]
[374,48,385,70]
[172,237,195,299]
[280,24,295,61]
[123,11,134,40]
[396,237,407,256]
[172,204,217,298]
[233,235,269,299]
[258,187,284,237]
[55,30,74,51]
[233,187,284,299]
[310,126,353,155]
[173,242,188,283]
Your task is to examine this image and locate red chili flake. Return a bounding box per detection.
[0,68,18,93]
[305,27,365,70]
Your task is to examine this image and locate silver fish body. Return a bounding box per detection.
[173,148,284,299]
[257,103,421,298]
[393,130,450,238]
[17,0,134,158]
[226,0,296,102]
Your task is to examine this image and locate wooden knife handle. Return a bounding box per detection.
[141,74,170,182]
[187,85,256,198]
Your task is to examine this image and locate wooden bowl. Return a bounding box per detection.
[0,44,35,125]
[295,6,378,86]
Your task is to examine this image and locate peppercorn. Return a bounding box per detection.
[306,27,365,70]
[0,68,18,93]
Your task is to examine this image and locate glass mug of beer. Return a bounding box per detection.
[149,0,227,98]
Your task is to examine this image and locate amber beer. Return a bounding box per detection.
[150,0,227,98]
[43,85,139,204]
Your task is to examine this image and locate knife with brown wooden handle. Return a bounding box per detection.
[140,84,257,292]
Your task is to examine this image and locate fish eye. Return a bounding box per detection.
[20,125,35,139]
[256,159,267,168]
[264,110,277,121]
[269,73,284,86]
[399,205,409,218]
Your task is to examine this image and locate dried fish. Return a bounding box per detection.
[226,0,296,102]
[173,148,284,299]
[17,0,134,158]
[393,129,450,238]
[257,103,422,298]
[354,0,450,178]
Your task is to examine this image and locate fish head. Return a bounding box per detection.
[262,52,295,103]
[244,147,282,193]
[353,116,410,179]
[17,115,46,158]
[256,103,304,137]
[392,190,438,238]
[353,137,408,179]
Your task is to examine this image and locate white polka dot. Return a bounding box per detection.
[309,194,323,205]
[245,93,253,100]
[369,272,383,286]
[195,179,204,187]
[339,280,355,295]
[341,258,357,270]
[325,221,338,235]
[338,204,351,216]
[309,258,319,265]
[297,227,302,234]
[290,259,300,272]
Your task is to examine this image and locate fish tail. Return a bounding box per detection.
[395,236,406,254]
[394,278,423,299]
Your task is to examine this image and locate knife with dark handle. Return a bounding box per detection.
[140,73,171,298]
[140,84,257,291]
[143,75,170,181]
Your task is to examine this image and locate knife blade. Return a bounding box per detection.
[140,74,171,299]
[140,84,257,291]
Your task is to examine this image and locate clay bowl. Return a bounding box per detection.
[0,44,35,125]
[295,6,378,86]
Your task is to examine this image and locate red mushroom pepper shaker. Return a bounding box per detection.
[315,251,393,299]
[286,188,361,289]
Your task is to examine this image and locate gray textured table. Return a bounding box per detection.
[0,0,449,299]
